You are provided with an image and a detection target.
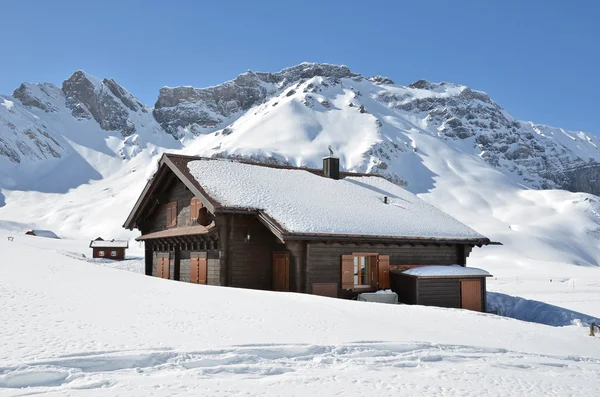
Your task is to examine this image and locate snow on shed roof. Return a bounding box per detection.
[89,239,129,248]
[402,265,491,277]
[186,158,487,240]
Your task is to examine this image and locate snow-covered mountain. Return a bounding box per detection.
[3,63,600,271]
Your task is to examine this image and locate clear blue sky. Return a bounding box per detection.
[2,0,599,134]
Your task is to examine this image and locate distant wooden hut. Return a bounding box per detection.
[89,238,128,260]
[25,230,60,239]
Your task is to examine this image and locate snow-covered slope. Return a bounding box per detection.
[1,233,599,395]
[0,71,179,192]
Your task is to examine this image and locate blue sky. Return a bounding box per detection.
[2,0,599,134]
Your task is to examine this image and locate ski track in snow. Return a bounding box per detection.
[1,342,599,396]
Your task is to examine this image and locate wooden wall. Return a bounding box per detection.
[92,247,125,260]
[417,278,461,308]
[390,271,417,304]
[226,215,283,290]
[146,178,198,233]
[306,242,465,297]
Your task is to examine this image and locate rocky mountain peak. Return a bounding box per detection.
[62,71,138,136]
[12,82,63,113]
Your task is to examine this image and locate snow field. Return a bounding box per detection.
[1,233,600,396]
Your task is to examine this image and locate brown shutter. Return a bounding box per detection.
[170,202,177,227]
[164,255,171,279]
[378,255,390,290]
[158,253,170,279]
[190,255,199,283]
[198,258,207,285]
[190,198,198,225]
[341,255,354,290]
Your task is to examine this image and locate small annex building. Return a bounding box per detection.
[390,265,492,312]
[89,238,128,260]
[123,153,497,311]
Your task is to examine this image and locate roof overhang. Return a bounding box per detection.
[136,225,218,241]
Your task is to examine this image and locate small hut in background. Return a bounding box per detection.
[89,238,128,260]
[25,230,60,239]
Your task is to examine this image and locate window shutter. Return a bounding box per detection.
[378,255,390,290]
[158,254,170,279]
[190,198,198,224]
[190,256,199,283]
[341,255,354,290]
[171,202,177,227]
[198,258,207,285]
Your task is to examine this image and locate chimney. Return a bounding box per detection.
[323,156,340,180]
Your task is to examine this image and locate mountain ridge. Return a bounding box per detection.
[2,62,600,196]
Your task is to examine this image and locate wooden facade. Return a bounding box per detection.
[91,247,126,260]
[123,153,494,309]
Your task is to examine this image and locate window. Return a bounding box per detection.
[99,250,105,257]
[354,255,373,287]
[166,202,177,227]
[341,253,390,290]
[111,251,117,257]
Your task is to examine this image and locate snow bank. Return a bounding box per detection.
[187,159,485,239]
[487,292,600,327]
[403,265,491,277]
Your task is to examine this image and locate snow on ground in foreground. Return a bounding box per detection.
[1,234,600,396]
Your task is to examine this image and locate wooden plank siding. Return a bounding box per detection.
[417,278,461,308]
[146,178,201,233]
[306,242,464,298]
[226,214,284,291]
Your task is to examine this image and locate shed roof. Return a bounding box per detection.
[89,239,129,248]
[401,265,492,278]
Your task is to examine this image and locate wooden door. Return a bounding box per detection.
[461,280,482,311]
[273,251,290,292]
[190,253,208,284]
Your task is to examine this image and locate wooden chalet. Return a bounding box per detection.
[89,238,129,260]
[123,153,496,311]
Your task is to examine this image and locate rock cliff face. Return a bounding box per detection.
[153,64,357,137]
[62,71,147,136]
[2,63,600,196]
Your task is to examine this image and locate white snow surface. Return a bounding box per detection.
[403,265,491,277]
[1,233,600,396]
[187,159,485,239]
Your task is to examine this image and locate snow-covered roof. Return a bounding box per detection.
[90,239,129,248]
[26,230,60,239]
[186,158,488,241]
[402,265,491,277]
